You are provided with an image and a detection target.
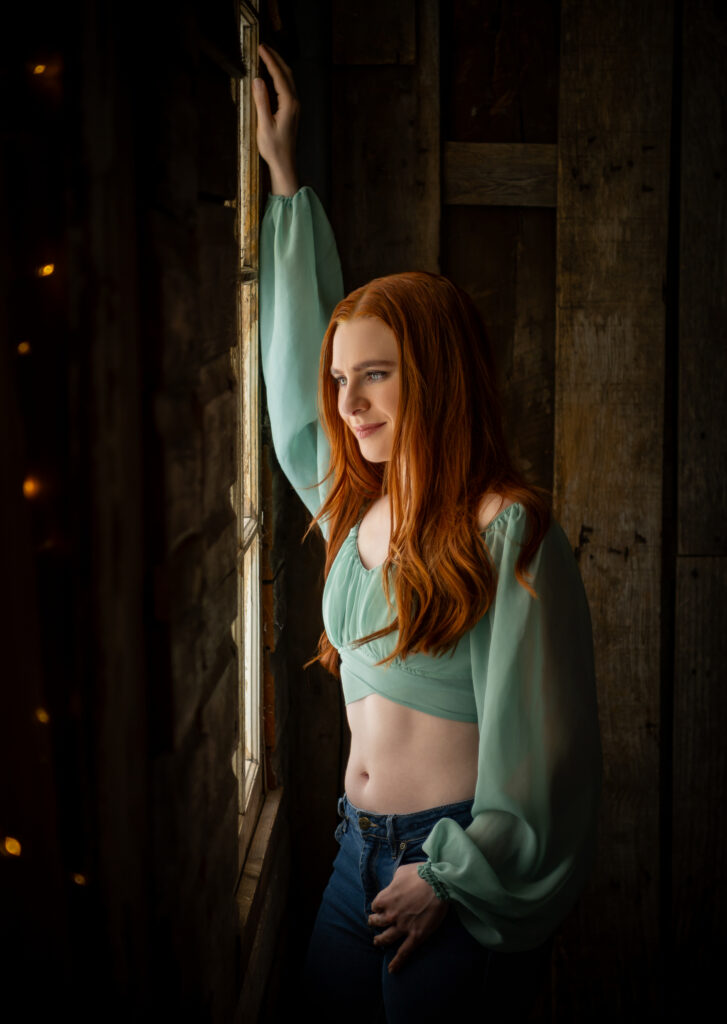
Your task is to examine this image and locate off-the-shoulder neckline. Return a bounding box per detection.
[481,500,523,532]
[350,501,524,574]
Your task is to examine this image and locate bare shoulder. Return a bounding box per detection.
[476,492,516,530]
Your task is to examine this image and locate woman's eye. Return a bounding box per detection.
[333,371,387,386]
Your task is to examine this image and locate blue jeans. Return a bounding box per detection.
[303,793,552,1023]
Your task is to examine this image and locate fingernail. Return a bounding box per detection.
[253,78,263,90]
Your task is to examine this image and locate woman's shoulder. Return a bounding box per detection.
[476,493,518,532]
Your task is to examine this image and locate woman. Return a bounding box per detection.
[253,43,601,1023]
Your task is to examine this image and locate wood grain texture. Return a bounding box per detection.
[672,6,727,1016]
[331,0,439,285]
[553,1,673,1017]
[443,141,557,206]
[441,205,555,494]
[332,0,416,65]
[672,556,727,1014]
[442,0,560,144]
[677,3,727,556]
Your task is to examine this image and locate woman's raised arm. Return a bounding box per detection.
[255,45,344,539]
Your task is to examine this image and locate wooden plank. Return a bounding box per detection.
[509,209,555,492]
[553,1,673,1018]
[441,0,560,144]
[441,205,555,494]
[236,787,286,951]
[332,0,416,65]
[677,3,727,556]
[672,5,727,1017]
[331,0,439,285]
[197,54,237,201]
[672,556,727,1015]
[443,141,557,206]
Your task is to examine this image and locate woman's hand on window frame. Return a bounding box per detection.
[254,43,300,197]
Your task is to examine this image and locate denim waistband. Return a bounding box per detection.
[338,791,474,844]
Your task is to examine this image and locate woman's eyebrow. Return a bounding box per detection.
[329,359,398,375]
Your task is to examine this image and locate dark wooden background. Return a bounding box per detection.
[2,1,724,1020]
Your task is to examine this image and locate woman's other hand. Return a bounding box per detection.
[368,863,449,973]
[253,44,300,196]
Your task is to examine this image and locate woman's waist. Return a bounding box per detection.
[336,791,475,842]
[344,693,479,814]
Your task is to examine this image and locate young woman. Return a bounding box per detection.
[253,44,602,1023]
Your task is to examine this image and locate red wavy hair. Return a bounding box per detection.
[303,271,551,677]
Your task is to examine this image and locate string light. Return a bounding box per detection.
[17,341,32,355]
[73,873,87,886]
[35,707,50,724]
[4,837,22,856]
[36,263,55,277]
[32,64,47,75]
[23,476,42,499]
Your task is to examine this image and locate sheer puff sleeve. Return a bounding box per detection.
[259,186,344,539]
[417,503,602,951]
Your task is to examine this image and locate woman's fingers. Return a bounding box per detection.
[253,43,300,191]
[373,924,404,946]
[388,934,417,974]
[252,76,273,128]
[258,43,298,104]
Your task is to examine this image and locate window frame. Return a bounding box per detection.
[230,0,265,877]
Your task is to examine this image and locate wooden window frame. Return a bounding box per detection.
[230,0,265,878]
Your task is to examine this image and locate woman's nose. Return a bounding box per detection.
[339,385,367,417]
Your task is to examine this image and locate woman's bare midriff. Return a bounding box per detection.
[344,693,479,814]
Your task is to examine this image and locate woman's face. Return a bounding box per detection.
[330,317,400,463]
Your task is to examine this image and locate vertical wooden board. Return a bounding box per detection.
[442,205,555,493]
[553,1,673,1018]
[510,208,555,492]
[672,556,727,1018]
[331,0,439,286]
[441,0,560,144]
[677,4,727,556]
[198,203,238,363]
[332,0,416,65]
[197,54,237,201]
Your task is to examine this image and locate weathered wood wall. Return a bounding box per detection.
[5,1,725,1020]
[441,0,559,495]
[3,2,289,1020]
[270,0,727,1020]
[672,1,727,1018]
[555,1,672,1017]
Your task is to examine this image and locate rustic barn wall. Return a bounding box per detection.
[282,1,725,1021]
[672,1,727,1018]
[6,0,725,1020]
[3,1,290,1020]
[555,1,673,1017]
[441,0,559,495]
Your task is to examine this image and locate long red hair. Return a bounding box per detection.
[303,271,551,677]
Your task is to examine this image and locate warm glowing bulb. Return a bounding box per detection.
[33,64,47,75]
[35,707,50,724]
[4,837,21,856]
[17,341,31,355]
[73,873,87,886]
[37,263,55,277]
[23,476,41,498]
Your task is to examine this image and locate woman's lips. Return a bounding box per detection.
[353,423,384,439]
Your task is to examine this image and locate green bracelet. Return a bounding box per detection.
[417,861,450,902]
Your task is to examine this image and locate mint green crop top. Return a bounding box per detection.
[260,185,602,952]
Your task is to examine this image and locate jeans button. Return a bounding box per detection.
[359,816,371,830]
